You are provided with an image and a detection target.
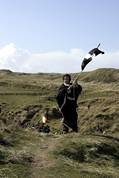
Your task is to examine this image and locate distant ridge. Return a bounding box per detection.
[79,68,119,83]
[0,69,13,73]
[0,68,119,83]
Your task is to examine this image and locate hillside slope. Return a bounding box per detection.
[0,68,119,177]
[78,68,119,83]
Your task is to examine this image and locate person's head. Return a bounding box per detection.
[63,74,71,84]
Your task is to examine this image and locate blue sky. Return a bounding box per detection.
[0,0,119,73]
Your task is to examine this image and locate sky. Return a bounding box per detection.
[0,0,119,73]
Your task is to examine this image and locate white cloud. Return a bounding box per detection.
[85,51,119,71]
[0,43,119,73]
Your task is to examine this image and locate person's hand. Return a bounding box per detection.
[59,108,61,112]
[61,117,64,122]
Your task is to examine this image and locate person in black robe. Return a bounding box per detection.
[56,74,82,133]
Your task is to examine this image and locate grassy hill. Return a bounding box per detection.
[79,68,119,83]
[0,68,119,178]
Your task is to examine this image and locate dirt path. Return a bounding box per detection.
[30,133,62,178]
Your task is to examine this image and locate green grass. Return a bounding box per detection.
[52,134,119,178]
[0,68,119,177]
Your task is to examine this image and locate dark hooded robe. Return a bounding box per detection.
[56,83,82,133]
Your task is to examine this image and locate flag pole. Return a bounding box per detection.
[72,43,101,83]
[72,70,83,84]
[97,43,101,48]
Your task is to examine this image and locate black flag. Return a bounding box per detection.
[81,44,104,71]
